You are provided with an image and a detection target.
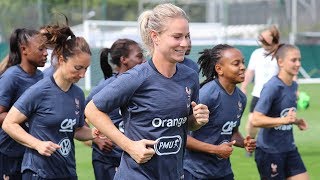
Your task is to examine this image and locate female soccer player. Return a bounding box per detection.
[0,28,47,179]
[184,44,256,179]
[3,22,95,179]
[86,38,145,180]
[252,44,309,180]
[241,26,280,155]
[85,3,209,180]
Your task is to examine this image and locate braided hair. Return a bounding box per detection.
[198,44,234,87]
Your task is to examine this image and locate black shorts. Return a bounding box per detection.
[92,155,120,180]
[183,169,234,180]
[249,96,259,113]
[22,169,77,180]
[255,147,307,179]
[0,151,22,179]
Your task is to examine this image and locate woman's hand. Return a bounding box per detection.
[243,135,256,153]
[216,140,235,159]
[295,118,308,130]
[192,102,209,127]
[34,141,61,156]
[126,139,157,164]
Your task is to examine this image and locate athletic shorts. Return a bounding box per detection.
[250,96,259,113]
[22,169,77,180]
[0,151,22,180]
[92,155,120,180]
[183,169,234,180]
[255,147,307,179]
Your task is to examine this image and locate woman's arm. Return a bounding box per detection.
[252,108,296,128]
[231,128,245,148]
[231,128,256,153]
[0,105,8,126]
[85,100,156,164]
[2,107,60,156]
[240,69,255,94]
[186,135,234,159]
[74,125,95,141]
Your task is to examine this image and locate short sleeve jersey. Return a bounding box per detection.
[0,65,43,157]
[42,65,55,78]
[92,60,199,180]
[14,76,85,178]
[184,79,247,179]
[255,76,297,153]
[86,75,123,158]
[247,48,279,97]
[181,57,199,74]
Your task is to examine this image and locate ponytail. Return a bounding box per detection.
[100,48,113,79]
[42,15,91,64]
[6,28,39,72]
[0,55,9,75]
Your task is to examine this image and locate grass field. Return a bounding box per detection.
[75,83,320,179]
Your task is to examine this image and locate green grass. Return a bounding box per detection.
[76,83,320,179]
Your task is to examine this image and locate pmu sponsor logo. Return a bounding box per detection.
[274,107,296,131]
[221,121,237,135]
[152,117,187,128]
[154,135,182,155]
[59,118,76,132]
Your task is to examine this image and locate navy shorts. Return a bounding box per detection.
[92,152,120,180]
[255,147,307,179]
[249,96,259,113]
[183,169,234,180]
[22,169,77,180]
[0,151,22,180]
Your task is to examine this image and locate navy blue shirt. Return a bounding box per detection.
[42,65,55,78]
[184,79,246,179]
[14,76,85,178]
[181,57,199,74]
[93,60,199,180]
[255,76,297,153]
[0,65,43,157]
[86,75,123,159]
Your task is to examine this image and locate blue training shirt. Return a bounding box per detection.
[255,76,297,153]
[86,75,123,159]
[92,60,199,180]
[42,65,55,78]
[14,76,85,178]
[0,65,43,157]
[181,57,199,74]
[184,79,246,179]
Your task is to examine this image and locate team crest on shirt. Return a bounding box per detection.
[75,98,80,115]
[236,101,243,119]
[185,87,192,108]
[238,101,243,111]
[271,163,279,177]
